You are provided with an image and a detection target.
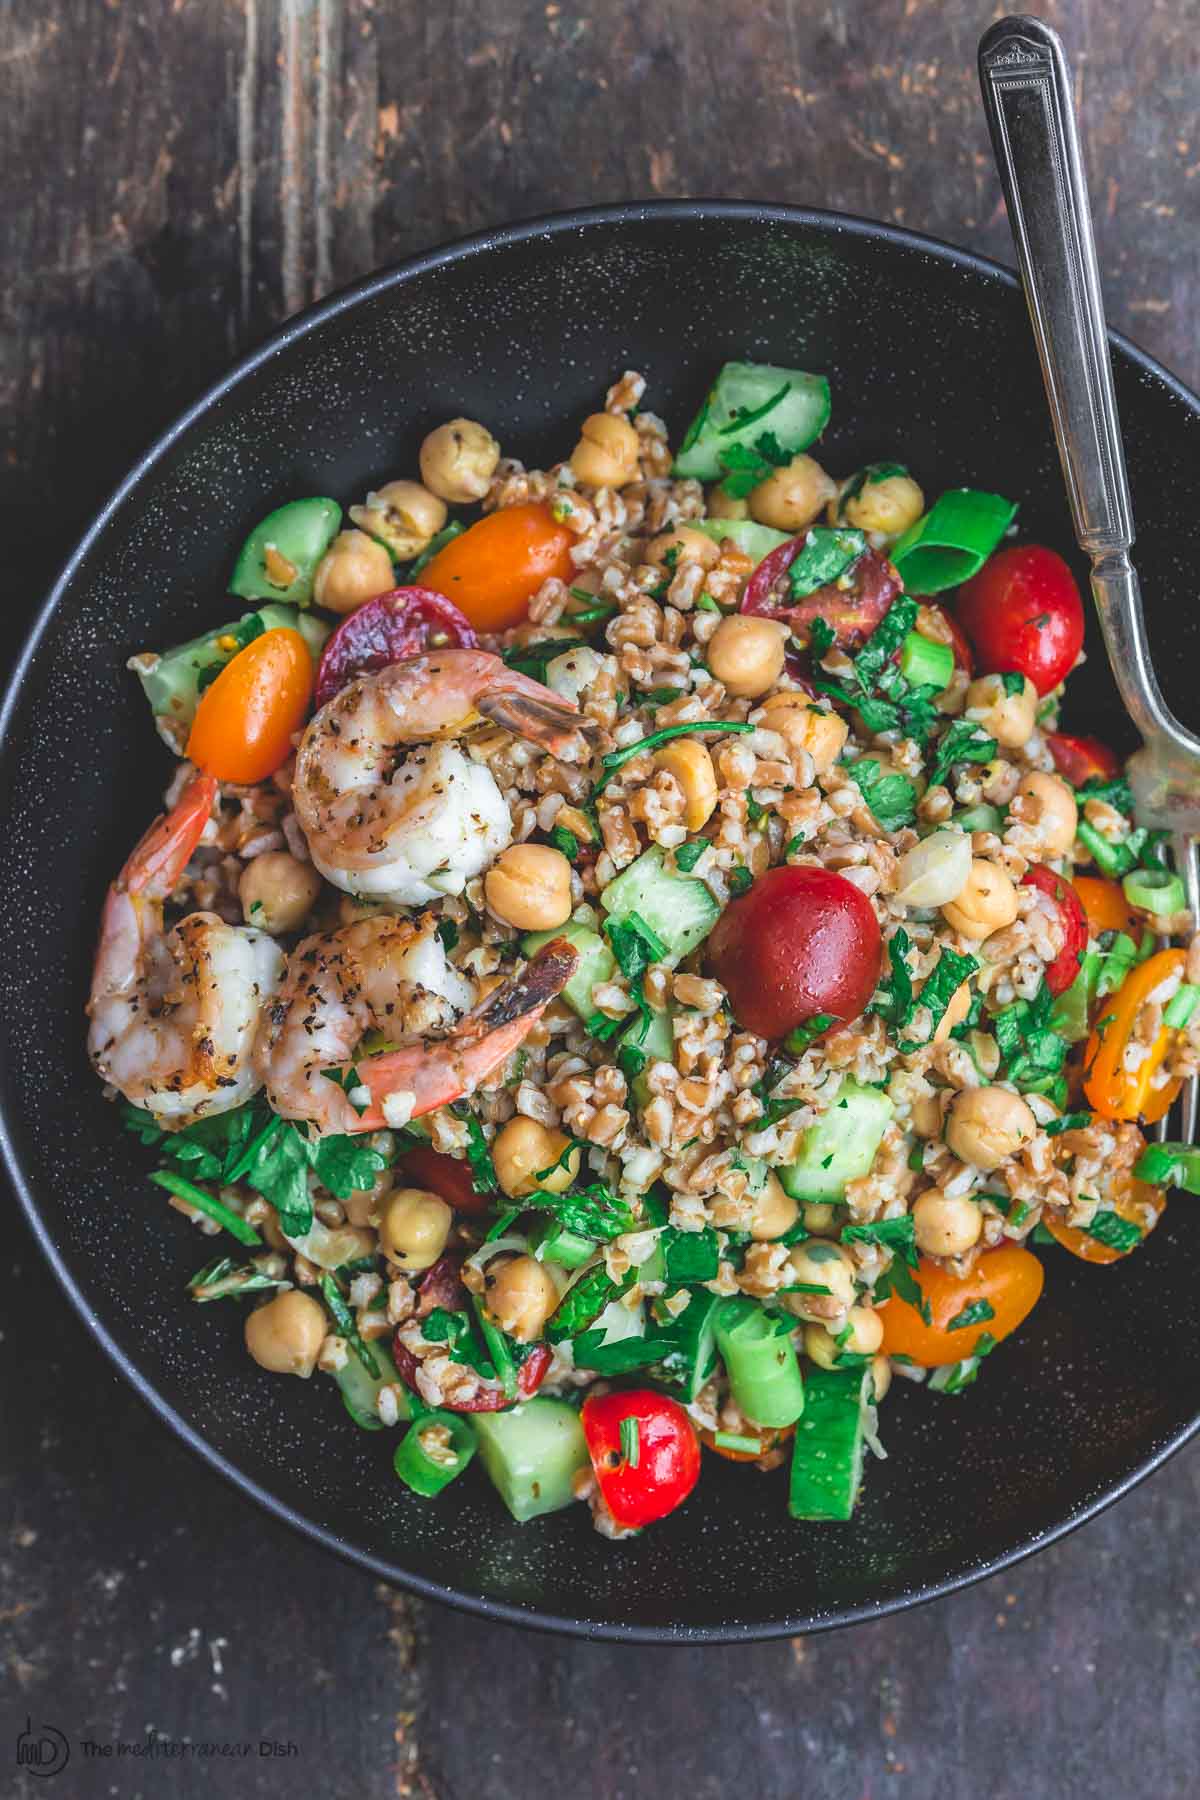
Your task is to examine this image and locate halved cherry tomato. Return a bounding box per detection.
[955,545,1084,695]
[742,541,899,651]
[581,1389,700,1529]
[420,502,574,631]
[1073,874,1137,939]
[1022,864,1088,996]
[391,1334,551,1413]
[314,587,476,708]
[1045,730,1120,787]
[1043,1173,1166,1264]
[879,1246,1044,1368]
[186,627,313,784]
[1083,947,1186,1124]
[706,865,882,1041]
[395,1144,491,1217]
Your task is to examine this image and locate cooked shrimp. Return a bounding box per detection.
[254,918,577,1137]
[88,773,285,1127]
[292,649,596,907]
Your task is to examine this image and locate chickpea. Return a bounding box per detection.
[419,418,500,503]
[801,1200,840,1235]
[483,1253,559,1342]
[706,484,749,522]
[747,1172,799,1242]
[1017,769,1078,855]
[244,1290,326,1378]
[484,844,573,932]
[239,852,322,935]
[758,693,848,774]
[842,472,925,538]
[804,1307,882,1368]
[748,454,836,532]
[312,529,396,615]
[706,613,787,698]
[653,736,719,832]
[781,1241,857,1315]
[644,526,720,571]
[803,1322,842,1370]
[349,479,447,560]
[379,1187,453,1271]
[941,859,1020,939]
[870,1352,893,1402]
[964,672,1038,749]
[492,1116,580,1199]
[932,979,973,1044]
[945,1085,1037,1171]
[911,1188,983,1257]
[569,412,640,489]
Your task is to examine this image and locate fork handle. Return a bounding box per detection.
[978,15,1132,554]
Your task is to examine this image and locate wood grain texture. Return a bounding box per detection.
[3,3,1200,1796]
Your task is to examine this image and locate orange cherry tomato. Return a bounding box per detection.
[187,627,313,784]
[1043,1173,1166,1264]
[420,502,574,631]
[879,1246,1045,1368]
[1083,947,1186,1124]
[1073,874,1137,939]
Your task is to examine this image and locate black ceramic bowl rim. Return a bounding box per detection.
[5,199,1199,1644]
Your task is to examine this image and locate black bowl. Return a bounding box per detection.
[4,202,1199,1643]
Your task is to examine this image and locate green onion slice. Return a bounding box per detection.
[148,1170,262,1247]
[392,1411,477,1497]
[890,489,1018,595]
[1122,868,1186,916]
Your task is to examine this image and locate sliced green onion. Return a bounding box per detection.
[619,1415,641,1467]
[1095,930,1138,999]
[392,1411,477,1496]
[405,520,465,579]
[1133,1141,1200,1194]
[472,1296,517,1401]
[528,1217,597,1269]
[593,721,755,797]
[569,603,619,624]
[898,631,955,691]
[1122,868,1185,915]
[148,1170,261,1247]
[713,1431,765,1455]
[1164,984,1199,1029]
[714,1298,806,1428]
[1077,820,1135,879]
[890,489,1018,595]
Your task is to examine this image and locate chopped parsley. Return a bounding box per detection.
[993,981,1069,1093]
[320,1272,380,1378]
[811,595,943,742]
[450,1101,499,1194]
[946,1297,996,1331]
[717,428,792,497]
[850,758,918,832]
[524,1182,636,1243]
[842,1214,918,1267]
[675,838,710,872]
[787,527,867,600]
[1085,1210,1142,1253]
[549,825,579,862]
[840,461,908,507]
[899,947,979,1050]
[928,720,999,789]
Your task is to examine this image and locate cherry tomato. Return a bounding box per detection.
[743,541,899,652]
[1022,864,1088,996]
[921,604,975,677]
[581,1389,700,1529]
[879,1246,1044,1368]
[1073,874,1137,939]
[706,866,883,1041]
[1083,947,1186,1124]
[395,1144,491,1218]
[1045,730,1120,787]
[1044,1173,1166,1264]
[420,502,574,632]
[391,1334,551,1413]
[186,627,313,784]
[955,545,1084,696]
[314,587,476,707]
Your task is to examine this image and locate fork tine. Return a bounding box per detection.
[1170,832,1199,1145]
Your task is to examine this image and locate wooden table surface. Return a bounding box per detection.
[4,4,1200,1795]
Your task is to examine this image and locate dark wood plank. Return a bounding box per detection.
[3,4,1200,1797]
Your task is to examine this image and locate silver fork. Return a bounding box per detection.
[979,14,1200,1143]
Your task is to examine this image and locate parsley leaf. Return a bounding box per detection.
[871,927,914,1025]
[661,1226,721,1284]
[992,981,1069,1091]
[1078,774,1133,815]
[1085,1210,1142,1253]
[549,825,579,862]
[928,721,998,789]
[675,839,710,872]
[547,1264,635,1341]
[787,527,867,600]
[947,1296,996,1331]
[718,430,792,497]
[450,1101,499,1193]
[850,758,918,832]
[873,1253,931,1325]
[899,947,979,1049]
[842,1214,918,1267]
[524,1182,636,1242]
[840,461,908,507]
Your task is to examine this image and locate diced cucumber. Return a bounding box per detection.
[129,603,329,737]
[788,1365,871,1522]
[601,846,721,968]
[231,496,342,606]
[673,361,832,482]
[777,1078,893,1203]
[522,919,616,1020]
[953,803,1004,834]
[618,1007,675,1105]
[473,1397,590,1522]
[332,1336,409,1431]
[692,519,792,566]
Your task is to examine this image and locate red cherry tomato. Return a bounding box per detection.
[395,1144,491,1217]
[314,587,476,708]
[743,542,900,652]
[955,545,1084,696]
[391,1335,551,1413]
[581,1389,700,1529]
[1045,731,1120,787]
[1022,864,1089,996]
[706,866,883,1040]
[921,604,975,677]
